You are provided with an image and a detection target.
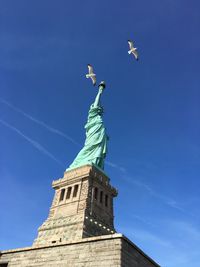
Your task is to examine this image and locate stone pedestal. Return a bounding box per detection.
[0,234,160,267]
[0,165,160,266]
[33,165,117,246]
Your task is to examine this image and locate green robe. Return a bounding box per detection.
[68,96,108,170]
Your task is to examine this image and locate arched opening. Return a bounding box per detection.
[105,194,108,207]
[100,191,103,203]
[94,187,98,200]
[73,184,79,198]
[66,187,72,199]
[59,188,65,202]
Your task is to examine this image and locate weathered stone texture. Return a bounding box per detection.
[0,165,160,266]
[0,234,159,267]
[33,165,118,247]
[121,236,159,267]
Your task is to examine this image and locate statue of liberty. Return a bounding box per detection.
[67,81,108,171]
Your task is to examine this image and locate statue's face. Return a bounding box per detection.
[97,107,104,115]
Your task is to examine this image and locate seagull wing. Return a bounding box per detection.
[132,50,139,60]
[91,75,96,86]
[88,64,94,74]
[128,40,134,49]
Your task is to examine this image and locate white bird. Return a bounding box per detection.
[86,64,96,86]
[128,40,139,60]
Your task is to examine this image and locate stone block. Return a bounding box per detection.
[0,234,160,267]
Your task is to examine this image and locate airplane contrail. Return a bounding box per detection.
[0,98,128,172]
[0,98,80,146]
[0,118,64,167]
[105,160,126,173]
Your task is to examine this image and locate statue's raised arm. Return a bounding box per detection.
[67,81,108,171]
[93,81,105,107]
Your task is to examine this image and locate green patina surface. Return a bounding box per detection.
[67,83,108,170]
[67,82,108,171]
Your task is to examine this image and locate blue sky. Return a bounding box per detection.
[0,0,200,266]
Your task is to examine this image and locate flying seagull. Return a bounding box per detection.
[128,40,139,60]
[86,64,96,86]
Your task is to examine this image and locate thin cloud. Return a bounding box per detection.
[0,99,188,213]
[162,219,200,266]
[104,159,185,213]
[0,98,80,146]
[131,214,156,228]
[0,98,132,173]
[133,229,172,248]
[0,118,64,167]
[0,98,136,174]
[168,220,200,241]
[105,160,127,173]
[120,220,200,267]
[122,174,185,212]
[121,227,172,248]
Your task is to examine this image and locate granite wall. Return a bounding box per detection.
[0,234,159,267]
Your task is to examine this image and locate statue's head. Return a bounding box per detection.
[97,106,104,115]
[89,105,104,117]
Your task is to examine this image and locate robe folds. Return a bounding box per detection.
[68,103,108,170]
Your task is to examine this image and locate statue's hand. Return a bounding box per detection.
[99,87,104,94]
[98,81,106,94]
[93,82,105,107]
